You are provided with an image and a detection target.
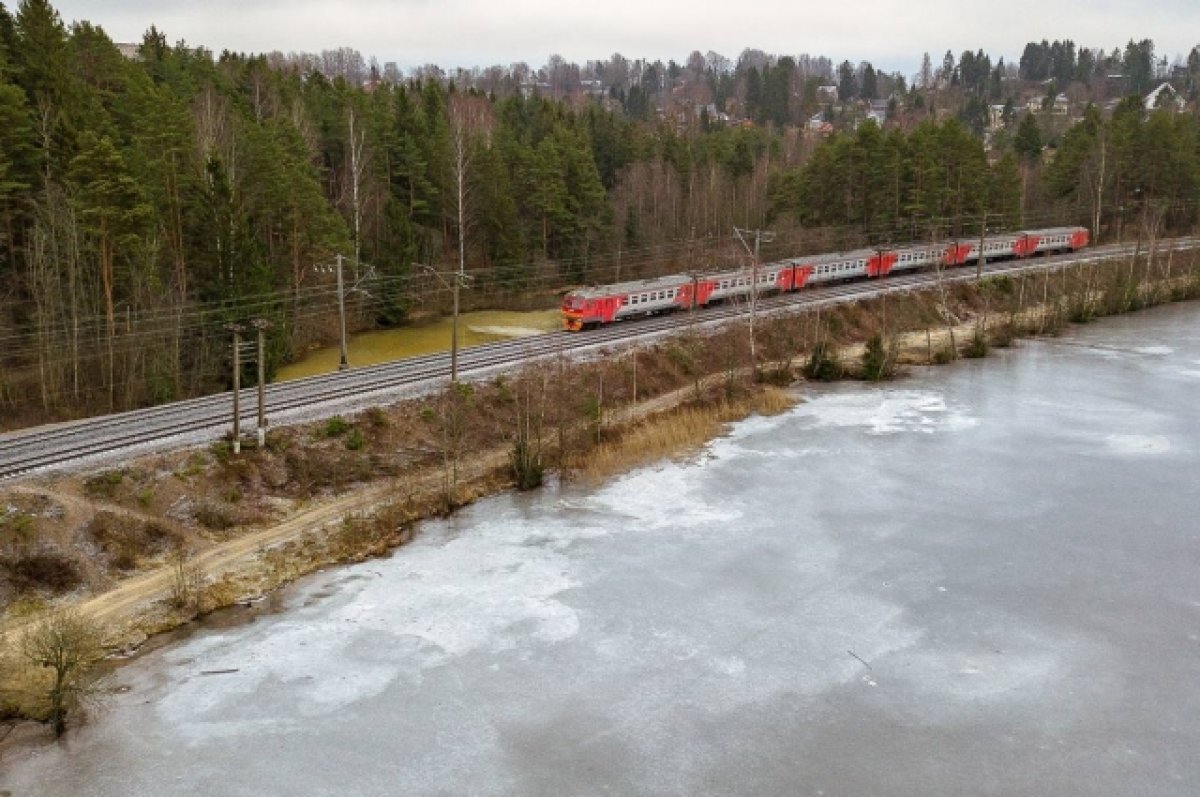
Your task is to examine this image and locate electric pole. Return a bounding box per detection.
[252,318,271,447]
[336,252,349,370]
[734,227,775,368]
[417,264,472,384]
[976,211,988,281]
[451,260,461,384]
[226,322,245,454]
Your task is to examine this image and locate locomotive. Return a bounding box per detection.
[561,227,1089,331]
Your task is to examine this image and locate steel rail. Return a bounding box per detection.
[2,237,1196,481]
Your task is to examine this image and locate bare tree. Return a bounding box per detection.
[20,609,107,737]
[168,544,206,611]
[345,102,368,275]
[445,92,493,378]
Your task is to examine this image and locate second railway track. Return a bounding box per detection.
[2,237,1196,482]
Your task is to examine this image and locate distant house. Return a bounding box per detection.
[115,42,141,60]
[816,85,839,102]
[988,104,1008,130]
[807,113,833,135]
[580,79,606,97]
[696,103,730,124]
[1145,82,1186,111]
[519,81,553,98]
[1024,94,1069,115]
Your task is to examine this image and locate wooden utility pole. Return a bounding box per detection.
[252,318,271,447]
[226,323,245,454]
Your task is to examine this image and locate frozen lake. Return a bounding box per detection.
[5,302,1200,796]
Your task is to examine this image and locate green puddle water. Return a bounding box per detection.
[276,310,562,381]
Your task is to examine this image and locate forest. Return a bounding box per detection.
[0,0,1197,423]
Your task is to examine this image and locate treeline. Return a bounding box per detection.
[767,119,1021,241]
[0,1,784,421]
[0,0,1196,425]
[767,102,1200,247]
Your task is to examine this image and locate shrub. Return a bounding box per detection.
[860,334,893,381]
[83,470,125,499]
[90,514,177,571]
[345,427,365,451]
[666,343,696,375]
[756,365,794,386]
[964,327,988,359]
[193,503,235,531]
[0,510,35,544]
[5,551,82,593]
[933,346,956,365]
[323,416,350,437]
[362,407,390,428]
[804,342,843,382]
[510,440,544,490]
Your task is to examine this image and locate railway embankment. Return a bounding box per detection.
[2,248,1199,735]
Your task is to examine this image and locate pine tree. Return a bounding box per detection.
[68,131,150,405]
[1014,112,1043,165]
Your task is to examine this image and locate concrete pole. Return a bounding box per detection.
[227,323,244,454]
[976,211,988,281]
[336,253,349,371]
[253,319,270,447]
[451,267,460,384]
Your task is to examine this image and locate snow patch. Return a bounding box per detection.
[793,389,978,436]
[1105,434,1171,455]
[466,325,546,338]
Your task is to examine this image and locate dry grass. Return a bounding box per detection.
[753,385,796,415]
[574,386,796,484]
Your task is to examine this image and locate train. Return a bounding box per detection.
[560,226,1090,331]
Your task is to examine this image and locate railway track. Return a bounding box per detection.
[2,237,1196,482]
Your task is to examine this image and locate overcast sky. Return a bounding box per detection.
[48,0,1197,76]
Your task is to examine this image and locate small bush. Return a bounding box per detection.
[136,488,154,508]
[323,416,350,437]
[804,342,843,382]
[510,440,544,491]
[264,430,292,453]
[666,343,696,375]
[991,323,1016,348]
[964,328,988,359]
[175,453,208,480]
[492,377,514,404]
[860,334,894,381]
[756,365,794,386]
[345,427,365,451]
[0,510,35,544]
[193,503,236,531]
[933,346,956,365]
[90,513,177,571]
[362,407,390,428]
[83,470,125,499]
[4,551,82,593]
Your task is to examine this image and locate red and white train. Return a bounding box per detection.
[561,226,1089,330]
